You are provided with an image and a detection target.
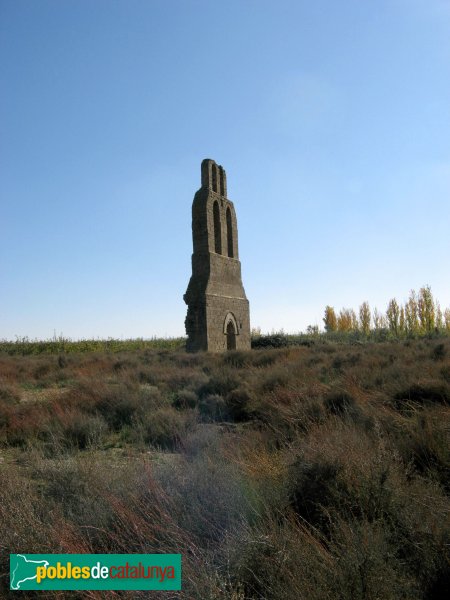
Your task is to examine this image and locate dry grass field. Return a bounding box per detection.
[1,337,449,599]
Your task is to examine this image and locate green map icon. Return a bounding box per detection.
[10,555,49,590]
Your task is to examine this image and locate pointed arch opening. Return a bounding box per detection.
[213,201,222,254]
[226,206,234,258]
[224,312,238,351]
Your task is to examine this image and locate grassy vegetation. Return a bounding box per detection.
[2,325,448,356]
[0,335,186,356]
[0,338,449,598]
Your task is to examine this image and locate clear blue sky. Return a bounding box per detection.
[1,0,449,339]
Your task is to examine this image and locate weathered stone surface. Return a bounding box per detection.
[184,159,251,352]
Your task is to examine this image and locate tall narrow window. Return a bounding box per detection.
[212,164,217,192]
[219,168,225,197]
[226,207,234,258]
[213,201,222,254]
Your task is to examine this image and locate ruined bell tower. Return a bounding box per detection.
[184,159,251,352]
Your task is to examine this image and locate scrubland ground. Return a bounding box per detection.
[0,338,449,599]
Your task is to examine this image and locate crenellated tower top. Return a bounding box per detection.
[201,158,227,198]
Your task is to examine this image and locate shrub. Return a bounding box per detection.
[440,363,450,382]
[172,389,197,409]
[199,394,228,422]
[327,518,418,600]
[225,387,255,421]
[57,354,67,368]
[260,366,289,392]
[432,343,446,361]
[251,334,290,348]
[394,410,450,491]
[323,391,357,416]
[289,458,341,530]
[394,383,449,408]
[112,357,137,373]
[60,412,108,450]
[224,517,335,600]
[95,384,140,430]
[180,423,222,458]
[251,350,278,367]
[3,403,52,448]
[138,384,163,407]
[197,372,239,399]
[33,362,52,380]
[0,462,59,596]
[138,407,190,450]
[0,384,20,404]
[223,350,250,368]
[138,368,157,385]
[157,443,255,545]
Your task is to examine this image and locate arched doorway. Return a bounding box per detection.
[223,313,239,351]
[226,320,236,350]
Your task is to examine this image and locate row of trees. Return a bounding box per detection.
[323,286,450,336]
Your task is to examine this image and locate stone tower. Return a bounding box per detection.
[184,158,251,352]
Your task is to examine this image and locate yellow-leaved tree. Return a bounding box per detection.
[323,306,337,332]
[337,308,357,332]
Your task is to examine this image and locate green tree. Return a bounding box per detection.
[405,290,419,335]
[359,301,371,336]
[435,302,443,331]
[418,285,435,333]
[307,324,319,336]
[373,307,386,331]
[444,308,450,333]
[386,298,400,336]
[399,306,406,336]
